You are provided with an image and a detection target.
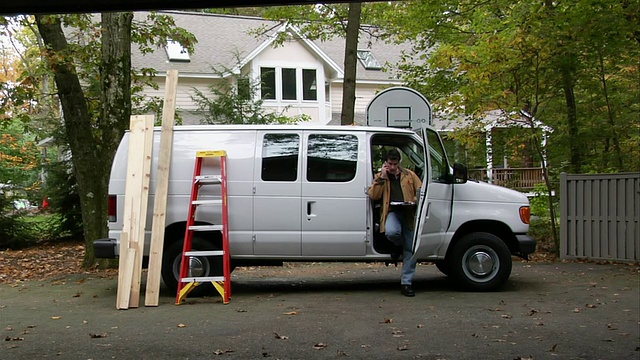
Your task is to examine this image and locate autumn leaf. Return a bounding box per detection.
[89,333,108,338]
[283,311,298,315]
[501,314,513,319]
[380,318,393,324]
[548,343,558,352]
[177,323,187,328]
[213,349,234,355]
[313,343,327,350]
[586,304,596,308]
[274,332,288,340]
[397,344,409,351]
[51,316,62,320]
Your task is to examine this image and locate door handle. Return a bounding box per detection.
[307,201,316,216]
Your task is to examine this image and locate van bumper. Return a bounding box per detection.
[515,234,536,259]
[94,238,117,258]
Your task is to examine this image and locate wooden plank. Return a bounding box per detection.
[116,116,150,309]
[128,115,155,308]
[145,70,179,306]
[117,246,136,309]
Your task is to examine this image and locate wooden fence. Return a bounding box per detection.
[560,172,639,262]
[468,167,546,190]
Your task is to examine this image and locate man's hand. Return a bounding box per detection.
[380,164,389,179]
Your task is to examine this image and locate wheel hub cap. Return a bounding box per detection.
[467,251,494,276]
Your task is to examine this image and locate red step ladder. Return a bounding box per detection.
[176,150,231,305]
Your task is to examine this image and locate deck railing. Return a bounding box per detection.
[467,167,546,190]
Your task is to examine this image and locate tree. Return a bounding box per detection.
[30,13,195,267]
[384,0,639,174]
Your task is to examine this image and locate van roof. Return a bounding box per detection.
[152,124,425,134]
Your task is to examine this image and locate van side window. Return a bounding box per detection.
[307,134,358,182]
[427,129,450,182]
[261,133,299,181]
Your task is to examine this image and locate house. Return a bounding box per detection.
[132,10,413,126]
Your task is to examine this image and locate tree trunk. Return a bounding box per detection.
[561,68,581,174]
[340,2,361,126]
[36,14,133,268]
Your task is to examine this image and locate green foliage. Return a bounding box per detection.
[385,0,640,174]
[191,62,309,125]
[42,158,83,241]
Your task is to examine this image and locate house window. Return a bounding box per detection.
[282,68,297,100]
[357,50,381,70]
[259,66,319,102]
[260,67,276,100]
[302,69,317,101]
[165,40,190,62]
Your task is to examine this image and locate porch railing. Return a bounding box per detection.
[467,167,546,191]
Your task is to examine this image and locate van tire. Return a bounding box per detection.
[434,261,452,277]
[161,236,222,296]
[449,232,512,292]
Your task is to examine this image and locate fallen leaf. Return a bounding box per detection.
[4,326,13,331]
[5,336,24,341]
[235,309,247,313]
[360,344,371,348]
[397,344,409,351]
[417,324,424,328]
[380,318,393,324]
[548,343,558,352]
[313,343,327,350]
[586,304,596,308]
[607,324,618,330]
[283,311,298,315]
[73,292,81,298]
[213,349,234,355]
[51,316,62,320]
[336,349,348,356]
[527,309,538,316]
[177,323,187,328]
[274,332,288,340]
[573,308,581,313]
[89,333,108,338]
[501,314,513,319]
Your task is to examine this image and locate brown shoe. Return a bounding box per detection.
[400,285,415,297]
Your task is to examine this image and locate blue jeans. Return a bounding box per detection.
[385,211,418,286]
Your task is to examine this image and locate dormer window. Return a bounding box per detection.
[357,50,381,70]
[165,40,190,62]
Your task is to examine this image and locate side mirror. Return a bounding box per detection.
[453,163,468,184]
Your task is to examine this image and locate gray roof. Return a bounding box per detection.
[132,10,412,82]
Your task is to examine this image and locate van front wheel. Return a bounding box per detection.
[161,236,222,296]
[450,232,512,292]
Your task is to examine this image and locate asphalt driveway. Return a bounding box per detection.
[1,261,638,359]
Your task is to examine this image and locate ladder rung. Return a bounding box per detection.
[181,276,225,282]
[184,250,224,257]
[188,225,223,231]
[195,175,222,184]
[192,199,222,205]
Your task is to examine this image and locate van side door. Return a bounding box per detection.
[253,131,302,255]
[301,131,367,256]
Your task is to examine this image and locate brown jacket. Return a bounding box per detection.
[368,168,423,233]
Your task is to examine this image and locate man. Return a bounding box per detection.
[368,149,423,297]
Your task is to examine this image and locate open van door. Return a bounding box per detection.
[411,126,430,254]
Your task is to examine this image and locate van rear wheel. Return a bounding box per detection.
[450,232,512,292]
[161,236,223,296]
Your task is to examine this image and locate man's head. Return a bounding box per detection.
[384,149,401,175]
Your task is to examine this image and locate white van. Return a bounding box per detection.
[94,124,535,292]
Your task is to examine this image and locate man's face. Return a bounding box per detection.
[385,159,400,175]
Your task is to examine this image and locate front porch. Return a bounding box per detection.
[467,167,546,191]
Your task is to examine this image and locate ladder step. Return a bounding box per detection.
[195,175,222,184]
[181,276,225,282]
[184,250,224,257]
[188,224,223,231]
[192,199,222,205]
